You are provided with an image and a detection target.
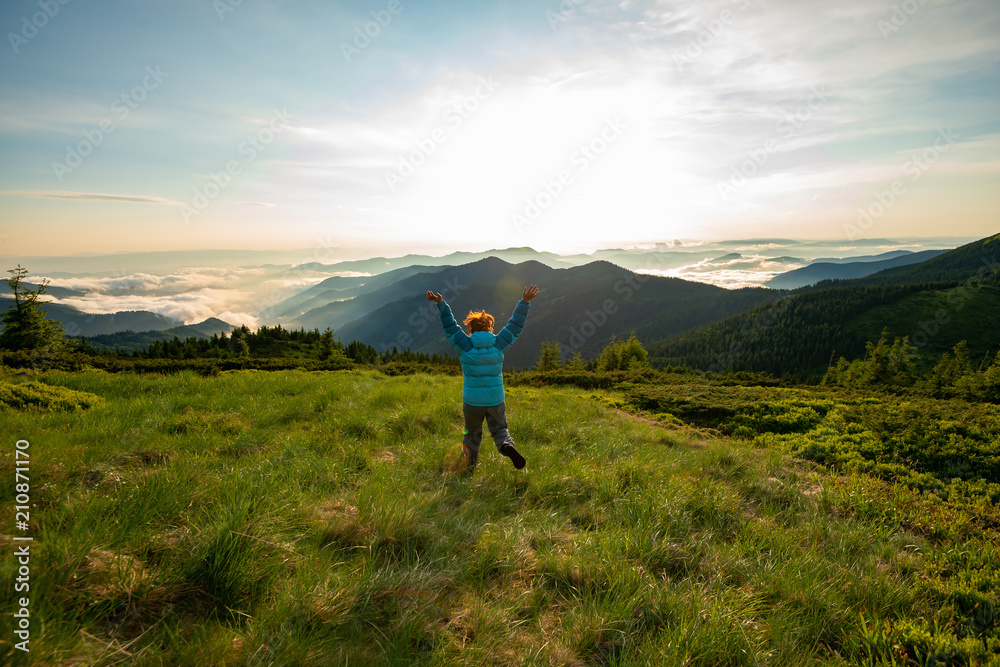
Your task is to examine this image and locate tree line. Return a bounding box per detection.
[823,330,1000,402]
[645,280,997,376]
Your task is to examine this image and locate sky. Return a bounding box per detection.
[1,0,998,259]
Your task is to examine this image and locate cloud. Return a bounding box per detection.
[50,290,259,328]
[642,253,808,288]
[215,311,261,329]
[35,267,272,295]
[28,266,341,328]
[3,190,183,205]
[237,201,275,207]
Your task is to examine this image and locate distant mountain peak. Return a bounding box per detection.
[472,256,513,267]
[195,317,233,328]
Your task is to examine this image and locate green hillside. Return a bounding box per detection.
[82,318,235,354]
[848,284,1000,362]
[648,234,1000,375]
[2,368,998,665]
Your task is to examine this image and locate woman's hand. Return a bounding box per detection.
[426,291,443,303]
[522,285,539,302]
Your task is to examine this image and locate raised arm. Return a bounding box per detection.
[496,285,538,351]
[428,291,471,352]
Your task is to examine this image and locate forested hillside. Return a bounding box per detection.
[82,318,234,353]
[648,234,1000,375]
[821,233,999,288]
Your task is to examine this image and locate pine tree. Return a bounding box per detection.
[318,328,335,359]
[620,332,649,369]
[981,351,1000,402]
[567,351,588,371]
[597,332,649,371]
[597,334,622,371]
[535,340,562,371]
[0,265,65,351]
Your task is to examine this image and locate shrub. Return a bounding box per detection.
[0,378,102,410]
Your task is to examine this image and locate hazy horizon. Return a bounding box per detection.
[1,234,983,261]
[2,236,983,330]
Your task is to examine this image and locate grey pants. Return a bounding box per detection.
[463,402,515,467]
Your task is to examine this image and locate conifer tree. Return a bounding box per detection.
[535,340,562,371]
[0,265,65,351]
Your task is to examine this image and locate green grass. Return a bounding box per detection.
[2,369,998,665]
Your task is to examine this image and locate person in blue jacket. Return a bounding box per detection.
[425,285,539,470]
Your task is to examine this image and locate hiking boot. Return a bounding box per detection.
[499,443,526,469]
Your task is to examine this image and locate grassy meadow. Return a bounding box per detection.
[2,368,999,665]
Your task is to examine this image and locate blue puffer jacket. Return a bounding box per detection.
[437,299,530,407]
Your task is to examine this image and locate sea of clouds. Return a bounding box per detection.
[21,239,969,330]
[642,254,807,289]
[31,266,336,330]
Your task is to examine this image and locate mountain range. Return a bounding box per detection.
[765,250,948,289]
[318,257,778,368]
[648,234,1000,374]
[4,235,995,375]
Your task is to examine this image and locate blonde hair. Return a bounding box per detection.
[464,310,494,333]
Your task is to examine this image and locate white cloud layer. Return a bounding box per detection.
[32,267,314,328]
[51,291,259,329]
[642,254,807,288]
